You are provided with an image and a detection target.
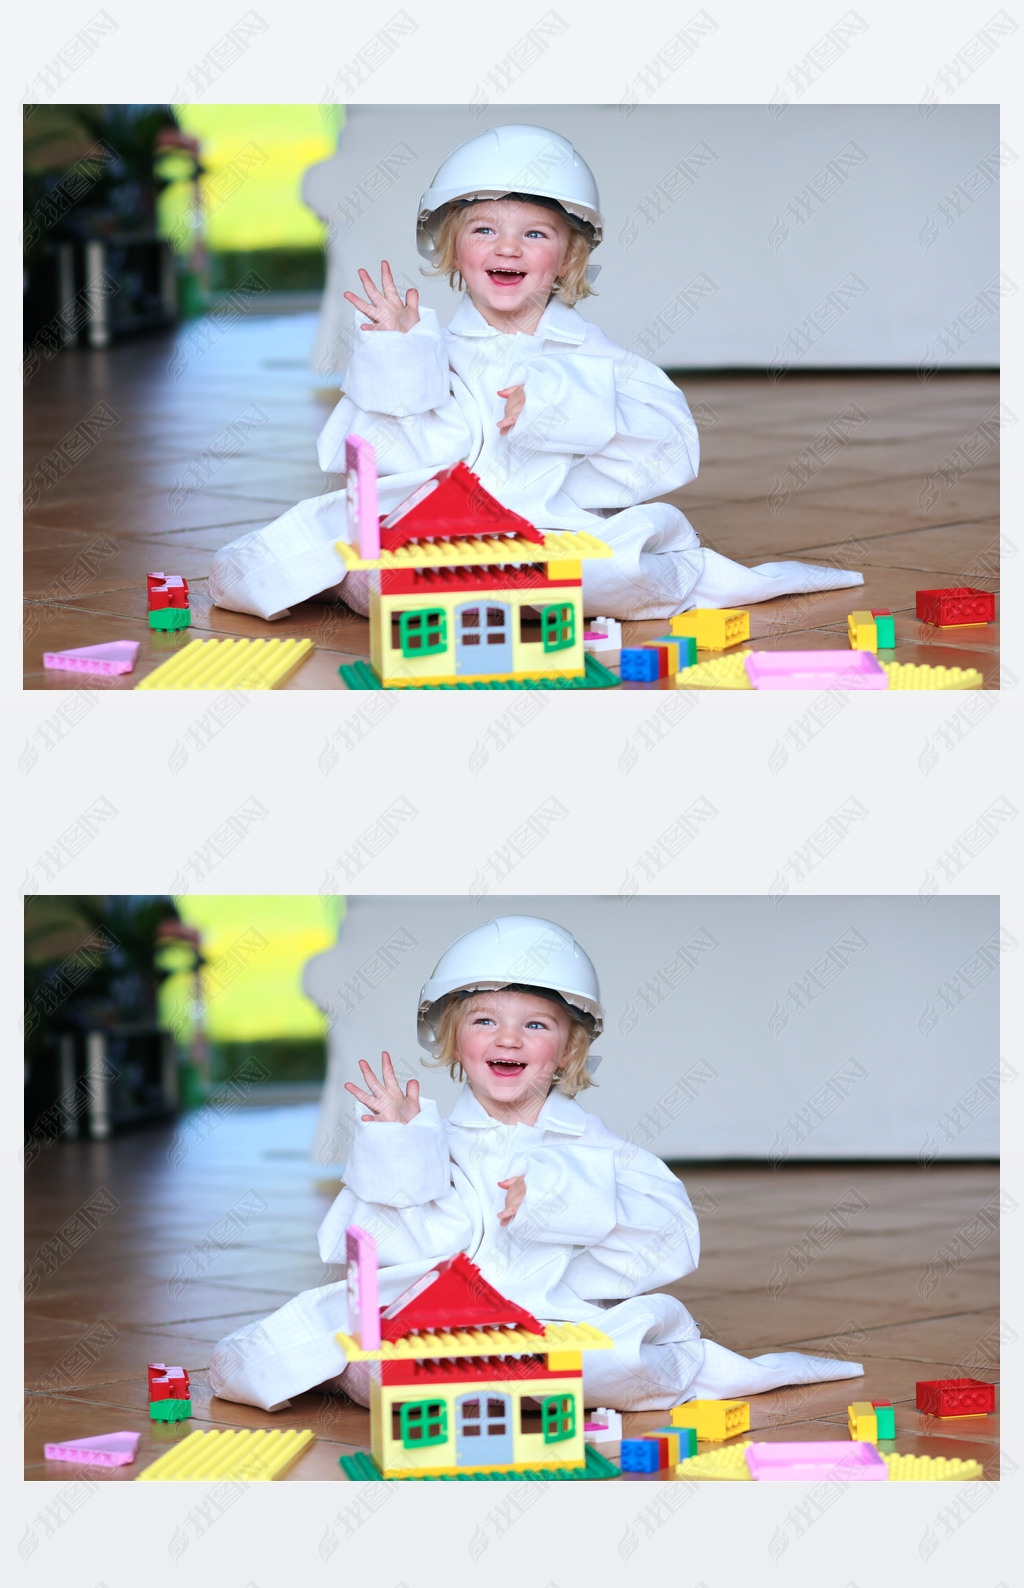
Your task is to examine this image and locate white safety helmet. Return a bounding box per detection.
[417,915,604,1051]
[416,124,603,261]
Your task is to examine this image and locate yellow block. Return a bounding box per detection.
[675,1441,752,1479]
[137,1428,314,1481]
[882,1452,983,1481]
[544,560,583,581]
[669,608,750,649]
[135,637,313,690]
[669,1399,750,1441]
[674,651,753,689]
[882,661,983,689]
[335,530,613,571]
[847,611,878,651]
[848,1401,878,1442]
[380,667,585,688]
[545,1352,583,1372]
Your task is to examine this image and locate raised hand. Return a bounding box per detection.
[496,384,525,436]
[343,260,420,333]
[496,1174,526,1226]
[345,1051,421,1123]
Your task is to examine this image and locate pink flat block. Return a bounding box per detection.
[744,651,888,690]
[43,641,140,677]
[44,1430,141,1467]
[745,1441,888,1480]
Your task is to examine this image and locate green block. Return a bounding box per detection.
[874,614,895,648]
[873,1403,896,1439]
[149,607,191,631]
[150,1398,192,1422]
[339,1444,619,1481]
[339,654,620,692]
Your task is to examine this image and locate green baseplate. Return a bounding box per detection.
[339,654,620,690]
[339,1443,620,1481]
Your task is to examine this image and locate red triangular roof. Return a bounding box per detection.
[379,462,544,550]
[379,1252,543,1341]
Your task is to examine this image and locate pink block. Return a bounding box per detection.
[346,435,380,560]
[346,1224,381,1349]
[44,1430,141,1468]
[745,1441,889,1480]
[744,651,888,690]
[43,641,139,677]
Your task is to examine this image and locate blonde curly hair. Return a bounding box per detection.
[425,987,596,1096]
[422,197,596,308]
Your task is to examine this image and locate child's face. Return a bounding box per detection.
[455,200,572,333]
[456,989,572,1124]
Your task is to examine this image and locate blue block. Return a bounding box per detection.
[620,648,660,682]
[620,1439,660,1473]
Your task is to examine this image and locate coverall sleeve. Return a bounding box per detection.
[316,307,474,476]
[316,1098,475,1268]
[508,1137,700,1298]
[508,348,700,508]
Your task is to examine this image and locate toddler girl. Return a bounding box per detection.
[207,124,863,624]
[209,917,862,1413]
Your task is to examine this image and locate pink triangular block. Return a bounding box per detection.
[43,641,140,676]
[44,1430,141,1467]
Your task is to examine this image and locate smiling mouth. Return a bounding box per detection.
[486,269,526,285]
[487,1059,526,1073]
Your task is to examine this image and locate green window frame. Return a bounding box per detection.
[540,603,575,653]
[541,1394,576,1443]
[399,1399,448,1449]
[398,607,447,658]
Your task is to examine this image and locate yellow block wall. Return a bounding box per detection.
[372,586,585,685]
[372,1374,586,1477]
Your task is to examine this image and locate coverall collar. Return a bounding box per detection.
[448,1083,589,1136]
[447,293,588,346]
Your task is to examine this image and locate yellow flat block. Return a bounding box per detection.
[674,651,753,689]
[135,638,314,690]
[335,1320,613,1362]
[670,1399,750,1441]
[847,611,878,651]
[335,531,613,571]
[675,1441,752,1480]
[848,1402,878,1442]
[882,1452,983,1481]
[137,1428,314,1481]
[385,1457,586,1479]
[381,668,585,688]
[882,661,983,689]
[668,608,750,649]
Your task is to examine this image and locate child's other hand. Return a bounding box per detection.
[496,385,525,435]
[343,260,420,332]
[496,1175,526,1226]
[345,1051,421,1123]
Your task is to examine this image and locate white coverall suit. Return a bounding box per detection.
[208,1088,863,1413]
[206,296,864,623]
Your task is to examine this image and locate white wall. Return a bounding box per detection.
[304,896,1001,1167]
[304,104,1000,373]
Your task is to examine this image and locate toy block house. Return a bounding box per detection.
[335,1236,613,1480]
[335,437,613,688]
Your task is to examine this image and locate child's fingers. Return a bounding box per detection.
[406,1078,420,1100]
[345,1081,377,1107]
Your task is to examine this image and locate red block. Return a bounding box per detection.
[147,573,190,611]
[916,1378,995,1417]
[640,644,671,679]
[148,1363,190,1399]
[915,587,995,627]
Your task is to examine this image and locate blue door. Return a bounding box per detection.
[455,601,513,676]
[455,1391,514,1467]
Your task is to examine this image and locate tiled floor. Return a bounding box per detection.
[24,1104,999,1481]
[24,313,999,689]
